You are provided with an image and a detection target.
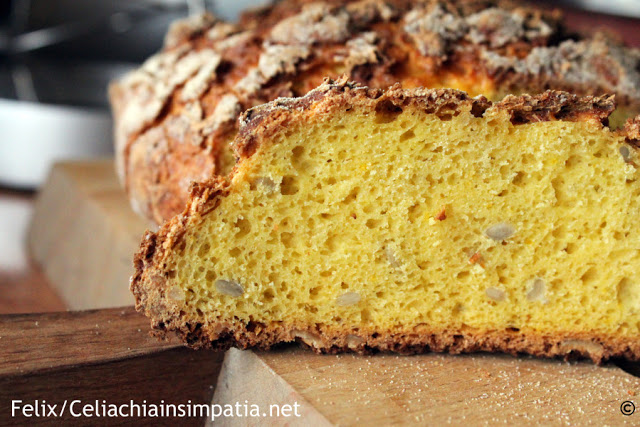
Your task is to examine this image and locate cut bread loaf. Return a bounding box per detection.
[110,0,640,224]
[132,79,640,363]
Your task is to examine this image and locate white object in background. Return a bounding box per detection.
[212,0,270,21]
[0,99,112,188]
[0,197,31,271]
[562,0,640,18]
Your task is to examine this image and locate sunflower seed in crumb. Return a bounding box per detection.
[486,287,506,302]
[485,223,516,241]
[526,278,548,303]
[559,339,604,356]
[167,286,185,302]
[254,177,277,193]
[336,292,361,306]
[384,246,401,268]
[292,330,322,348]
[215,279,244,297]
[620,145,631,162]
[346,334,364,349]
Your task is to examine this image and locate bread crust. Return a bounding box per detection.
[131,80,640,364]
[110,0,640,224]
[625,116,640,147]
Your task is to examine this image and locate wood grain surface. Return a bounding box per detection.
[215,348,640,426]
[0,267,64,315]
[0,189,64,314]
[28,160,149,310]
[0,308,223,426]
[0,307,179,375]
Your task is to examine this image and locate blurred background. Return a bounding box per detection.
[0,0,638,190]
[0,0,640,188]
[0,0,270,189]
[0,0,638,314]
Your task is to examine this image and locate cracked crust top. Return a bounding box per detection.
[131,80,640,364]
[234,77,617,158]
[110,0,640,224]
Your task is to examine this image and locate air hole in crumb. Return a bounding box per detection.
[417,260,429,270]
[366,218,381,229]
[374,99,403,123]
[552,225,566,239]
[399,129,415,142]
[456,271,470,280]
[580,267,598,284]
[512,171,525,186]
[325,234,341,251]
[280,176,299,195]
[551,177,567,203]
[197,242,210,257]
[262,289,275,302]
[309,286,321,299]
[292,145,304,161]
[234,218,251,238]
[565,242,577,254]
[280,232,293,248]
[566,154,580,167]
[342,187,360,204]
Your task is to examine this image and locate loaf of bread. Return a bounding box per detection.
[110,0,640,225]
[132,78,640,363]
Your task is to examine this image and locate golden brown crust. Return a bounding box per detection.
[111,0,640,224]
[235,77,616,157]
[147,318,640,365]
[495,91,615,125]
[234,77,493,158]
[131,81,640,364]
[625,116,640,147]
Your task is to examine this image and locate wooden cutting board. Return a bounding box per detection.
[28,159,149,309]
[0,307,222,426]
[2,308,639,426]
[25,160,640,425]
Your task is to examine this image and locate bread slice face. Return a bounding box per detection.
[132,79,640,363]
